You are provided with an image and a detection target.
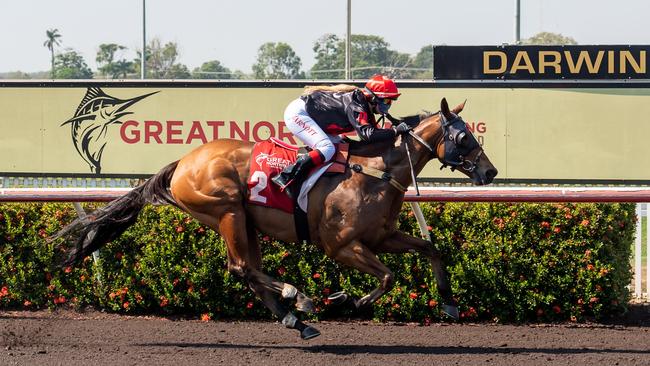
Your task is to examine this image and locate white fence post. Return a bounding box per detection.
[634,204,642,299]
[646,203,650,300]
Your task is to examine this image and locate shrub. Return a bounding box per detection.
[0,202,635,323]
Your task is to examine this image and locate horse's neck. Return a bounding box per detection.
[385,116,442,187]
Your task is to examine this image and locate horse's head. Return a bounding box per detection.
[409,98,498,185]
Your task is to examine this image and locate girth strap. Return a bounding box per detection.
[349,163,407,192]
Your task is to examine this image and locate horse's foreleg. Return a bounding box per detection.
[374,231,459,320]
[329,240,394,309]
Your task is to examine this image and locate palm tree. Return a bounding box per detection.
[43,29,62,78]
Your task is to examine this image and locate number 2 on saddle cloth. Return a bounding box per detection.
[247,137,349,213]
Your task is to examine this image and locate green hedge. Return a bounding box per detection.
[0,202,635,323]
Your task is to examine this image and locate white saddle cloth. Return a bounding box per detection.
[296,162,333,212]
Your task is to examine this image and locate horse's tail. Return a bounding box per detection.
[53,160,180,267]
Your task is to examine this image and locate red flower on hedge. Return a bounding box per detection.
[53,296,66,304]
[428,299,438,308]
[580,219,590,227]
[246,301,254,309]
[176,226,184,233]
[540,221,550,228]
[493,218,505,230]
[64,266,73,274]
[0,286,8,298]
[160,296,169,307]
[409,292,418,300]
[201,313,211,322]
[552,305,562,314]
[23,300,32,307]
[277,267,286,275]
[123,301,130,309]
[312,273,321,279]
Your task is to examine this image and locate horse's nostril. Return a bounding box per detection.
[486,168,498,182]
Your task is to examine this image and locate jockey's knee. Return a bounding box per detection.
[313,140,336,163]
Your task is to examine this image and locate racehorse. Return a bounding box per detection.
[54,98,497,340]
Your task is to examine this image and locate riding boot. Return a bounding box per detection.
[272,151,322,199]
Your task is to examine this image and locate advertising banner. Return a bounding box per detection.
[433,45,649,80]
[1,82,649,184]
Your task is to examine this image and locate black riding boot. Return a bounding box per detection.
[272,154,316,198]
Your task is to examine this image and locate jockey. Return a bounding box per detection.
[272,74,412,195]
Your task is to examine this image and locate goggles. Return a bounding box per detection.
[365,87,397,114]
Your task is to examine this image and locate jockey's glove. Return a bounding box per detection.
[392,122,412,135]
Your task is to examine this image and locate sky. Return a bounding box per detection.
[2,0,650,75]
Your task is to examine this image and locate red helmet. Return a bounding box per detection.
[364,75,401,99]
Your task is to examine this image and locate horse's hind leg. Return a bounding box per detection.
[327,240,395,309]
[374,231,459,320]
[185,205,319,340]
[244,222,315,314]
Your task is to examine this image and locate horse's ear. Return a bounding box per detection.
[452,99,467,115]
[440,98,453,120]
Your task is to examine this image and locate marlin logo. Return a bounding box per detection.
[61,87,158,174]
[256,153,274,167]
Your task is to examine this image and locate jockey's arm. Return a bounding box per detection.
[348,110,396,143]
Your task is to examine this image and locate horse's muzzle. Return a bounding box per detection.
[474,167,498,185]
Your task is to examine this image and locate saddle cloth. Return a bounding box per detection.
[247,137,349,213]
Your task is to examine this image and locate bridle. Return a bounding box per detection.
[405,111,483,173]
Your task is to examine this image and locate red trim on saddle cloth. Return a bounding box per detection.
[247,139,297,213]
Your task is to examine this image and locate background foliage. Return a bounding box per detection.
[2,31,575,80]
[0,201,634,324]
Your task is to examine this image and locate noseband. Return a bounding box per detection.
[407,112,482,173]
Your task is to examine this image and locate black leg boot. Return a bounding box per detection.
[271,154,315,198]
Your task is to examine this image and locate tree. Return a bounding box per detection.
[522,32,577,45]
[0,71,31,79]
[252,42,304,79]
[96,43,134,79]
[410,45,434,79]
[43,29,62,78]
[134,38,191,79]
[310,34,412,79]
[52,49,93,79]
[310,34,341,79]
[192,60,234,79]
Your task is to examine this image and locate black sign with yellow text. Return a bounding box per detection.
[433,45,649,80]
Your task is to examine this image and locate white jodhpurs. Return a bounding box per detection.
[283,98,336,163]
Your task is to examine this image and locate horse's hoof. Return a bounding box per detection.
[327,291,349,306]
[300,326,321,340]
[442,304,459,320]
[295,296,315,313]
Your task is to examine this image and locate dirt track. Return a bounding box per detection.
[1,308,650,366]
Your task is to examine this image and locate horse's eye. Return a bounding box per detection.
[455,132,467,146]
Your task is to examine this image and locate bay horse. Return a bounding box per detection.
[54,98,497,340]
